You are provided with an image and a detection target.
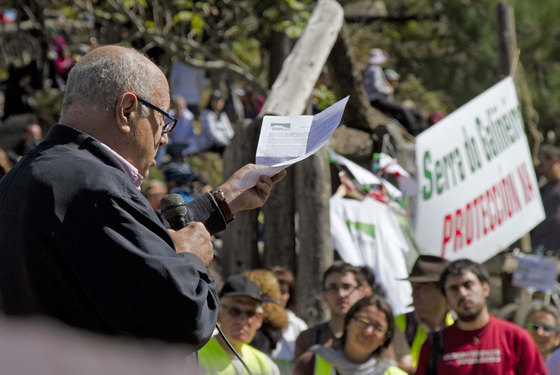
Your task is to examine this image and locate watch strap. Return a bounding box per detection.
[211,188,234,224]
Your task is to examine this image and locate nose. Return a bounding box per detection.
[363,324,375,335]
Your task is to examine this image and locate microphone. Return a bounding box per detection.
[159,193,188,230]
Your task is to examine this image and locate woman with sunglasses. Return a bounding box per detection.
[293,295,405,375]
[524,301,560,373]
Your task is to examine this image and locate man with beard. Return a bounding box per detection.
[394,255,454,373]
[416,259,547,375]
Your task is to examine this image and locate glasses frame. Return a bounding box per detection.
[527,321,559,335]
[324,282,360,296]
[352,316,387,336]
[137,97,177,133]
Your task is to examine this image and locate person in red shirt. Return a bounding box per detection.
[416,259,547,375]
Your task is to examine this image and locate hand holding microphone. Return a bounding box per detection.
[160,194,214,267]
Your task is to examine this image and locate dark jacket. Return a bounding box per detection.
[0,124,224,350]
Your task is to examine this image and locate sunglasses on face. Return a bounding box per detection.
[220,304,259,319]
[527,321,559,334]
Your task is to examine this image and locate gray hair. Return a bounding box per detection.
[524,301,560,329]
[61,48,154,117]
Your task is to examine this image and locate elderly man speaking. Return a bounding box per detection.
[0,45,285,352]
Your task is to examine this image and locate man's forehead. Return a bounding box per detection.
[325,271,356,284]
[445,271,479,286]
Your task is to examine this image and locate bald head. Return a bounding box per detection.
[58,45,171,178]
[61,45,163,121]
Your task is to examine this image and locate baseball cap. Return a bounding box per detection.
[219,275,264,302]
[401,255,450,283]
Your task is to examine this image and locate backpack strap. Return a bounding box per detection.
[311,322,328,346]
[426,330,443,375]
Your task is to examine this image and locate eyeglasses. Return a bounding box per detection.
[137,97,177,133]
[324,283,360,295]
[527,321,559,335]
[220,304,259,319]
[352,316,387,335]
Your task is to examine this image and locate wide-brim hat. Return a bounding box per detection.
[401,255,450,283]
[219,274,264,302]
[369,48,389,65]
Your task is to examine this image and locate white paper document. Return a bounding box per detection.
[237,96,349,189]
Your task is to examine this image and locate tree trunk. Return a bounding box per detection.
[326,22,388,133]
[262,169,296,271]
[221,119,261,277]
[262,10,296,272]
[260,0,344,117]
[496,0,526,307]
[496,1,517,77]
[268,30,292,88]
[295,148,333,326]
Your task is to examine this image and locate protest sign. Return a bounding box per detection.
[414,77,545,263]
[512,254,558,292]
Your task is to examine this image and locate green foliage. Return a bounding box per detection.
[2,0,559,141]
[313,84,337,112]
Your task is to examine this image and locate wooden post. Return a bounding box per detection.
[295,148,333,325]
[221,118,262,277]
[496,0,517,77]
[496,0,528,307]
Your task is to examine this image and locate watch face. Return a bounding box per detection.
[213,189,225,201]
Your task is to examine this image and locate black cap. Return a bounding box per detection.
[401,255,450,283]
[219,275,264,302]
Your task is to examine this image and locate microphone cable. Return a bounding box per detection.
[215,323,254,375]
[159,194,254,374]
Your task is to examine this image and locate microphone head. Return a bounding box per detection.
[160,193,188,224]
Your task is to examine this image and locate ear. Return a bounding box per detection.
[254,310,264,330]
[115,92,139,134]
[482,281,490,298]
[554,333,560,347]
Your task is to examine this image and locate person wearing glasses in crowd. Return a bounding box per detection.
[294,261,367,361]
[293,295,406,375]
[0,45,285,355]
[524,301,560,373]
[416,259,547,375]
[198,274,281,374]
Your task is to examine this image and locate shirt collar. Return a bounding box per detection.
[100,143,144,190]
[74,128,144,190]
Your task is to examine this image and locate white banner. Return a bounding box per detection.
[512,254,558,292]
[414,77,545,263]
[330,196,414,315]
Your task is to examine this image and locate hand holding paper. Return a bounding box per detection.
[237,96,349,189]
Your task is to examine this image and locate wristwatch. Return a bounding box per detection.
[211,188,235,224]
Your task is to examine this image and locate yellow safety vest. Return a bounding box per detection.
[314,354,407,375]
[394,312,454,367]
[198,337,273,375]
